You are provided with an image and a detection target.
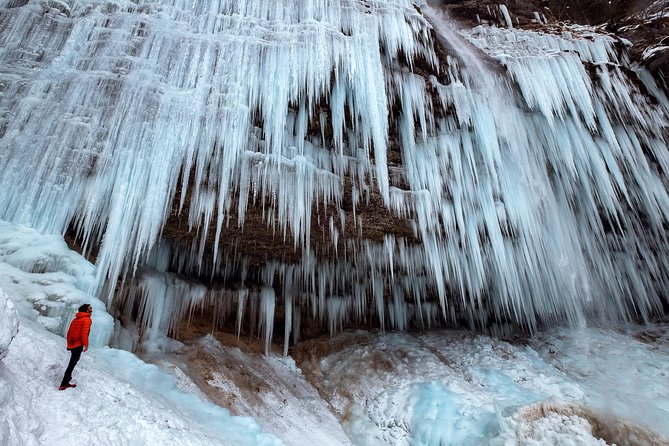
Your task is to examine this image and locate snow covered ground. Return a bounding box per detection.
[1,319,282,446]
[297,327,669,445]
[4,311,669,446]
[1,219,669,445]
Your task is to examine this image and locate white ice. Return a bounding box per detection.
[5,305,667,445]
[0,220,279,445]
[0,288,19,360]
[0,318,282,446]
[316,327,669,446]
[0,219,348,445]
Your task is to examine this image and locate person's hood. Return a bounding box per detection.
[75,312,91,319]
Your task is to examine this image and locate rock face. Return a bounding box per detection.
[157,0,669,313]
[158,0,669,270]
[612,2,669,94]
[1,1,668,350]
[148,0,669,345]
[158,0,669,281]
[162,176,419,271]
[438,0,669,94]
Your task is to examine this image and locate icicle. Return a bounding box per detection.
[499,5,513,29]
[236,288,248,340]
[292,305,301,344]
[260,287,275,354]
[283,295,292,357]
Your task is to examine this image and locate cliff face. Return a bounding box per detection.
[611,2,669,92]
[1,0,668,350]
[441,0,669,94]
[157,0,669,287]
[443,0,649,25]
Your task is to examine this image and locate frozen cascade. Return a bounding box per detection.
[1,0,669,348]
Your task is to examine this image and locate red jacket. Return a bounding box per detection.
[66,312,92,350]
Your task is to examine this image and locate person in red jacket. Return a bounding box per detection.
[59,303,93,390]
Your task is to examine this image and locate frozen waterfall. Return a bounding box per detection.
[1,0,668,350]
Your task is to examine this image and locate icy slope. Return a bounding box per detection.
[0,289,19,360]
[0,221,277,445]
[0,219,351,446]
[164,333,354,446]
[0,318,281,446]
[293,326,669,445]
[4,309,668,446]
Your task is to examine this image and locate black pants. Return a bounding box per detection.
[60,346,83,386]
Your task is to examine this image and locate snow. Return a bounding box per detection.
[0,221,280,445]
[188,334,354,446]
[631,0,669,23]
[643,45,669,62]
[0,221,348,445]
[1,1,669,442]
[0,289,19,360]
[0,318,281,446]
[4,313,668,446]
[310,327,669,445]
[0,220,113,344]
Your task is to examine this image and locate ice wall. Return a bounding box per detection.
[1,0,668,346]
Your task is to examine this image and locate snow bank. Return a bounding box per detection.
[0,289,19,360]
[0,220,113,346]
[192,334,354,446]
[0,219,283,444]
[0,319,281,446]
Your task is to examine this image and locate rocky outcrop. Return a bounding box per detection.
[612,2,669,93]
[155,0,669,287]
[436,0,668,94]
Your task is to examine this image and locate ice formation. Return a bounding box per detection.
[1,0,668,350]
[0,288,19,360]
[0,221,114,346]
